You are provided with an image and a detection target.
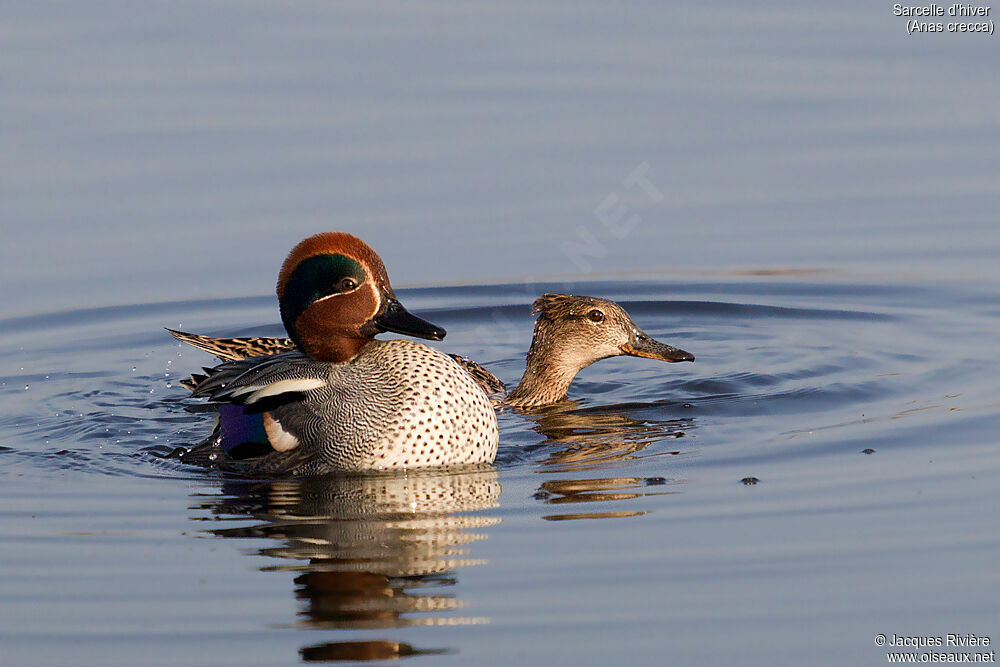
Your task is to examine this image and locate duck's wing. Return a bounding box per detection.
[178,352,328,469]
[168,329,298,390]
[447,354,506,402]
[167,329,296,361]
[178,421,317,474]
[190,351,327,406]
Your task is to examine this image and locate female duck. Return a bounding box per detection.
[178,232,499,474]
[173,293,693,411]
[502,293,693,407]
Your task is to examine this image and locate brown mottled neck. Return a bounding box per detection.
[504,320,600,408]
[504,361,576,408]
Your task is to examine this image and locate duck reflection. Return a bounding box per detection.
[522,403,692,520]
[191,467,500,662]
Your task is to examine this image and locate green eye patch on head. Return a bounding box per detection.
[280,254,367,334]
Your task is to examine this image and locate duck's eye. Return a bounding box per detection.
[338,277,359,292]
[587,309,605,323]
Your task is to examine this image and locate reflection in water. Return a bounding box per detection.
[527,404,691,471]
[536,477,683,521]
[525,405,691,520]
[184,408,692,658]
[191,467,500,662]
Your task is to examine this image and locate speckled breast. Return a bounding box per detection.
[304,339,500,471]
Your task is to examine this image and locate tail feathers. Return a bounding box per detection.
[179,372,208,391]
[447,354,506,395]
[166,328,296,361]
[177,422,225,465]
[166,328,240,360]
[168,328,298,392]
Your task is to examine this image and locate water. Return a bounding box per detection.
[2,1,999,665]
[2,279,998,665]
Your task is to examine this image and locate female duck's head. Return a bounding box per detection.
[505,293,694,408]
[526,293,693,367]
[276,232,445,362]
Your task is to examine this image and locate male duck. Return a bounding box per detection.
[175,232,499,474]
[172,293,693,412]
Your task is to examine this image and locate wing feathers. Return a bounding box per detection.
[189,351,327,405]
[241,378,326,404]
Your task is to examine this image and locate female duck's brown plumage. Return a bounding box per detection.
[503,294,693,407]
[171,294,692,409]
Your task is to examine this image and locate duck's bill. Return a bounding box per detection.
[374,298,447,341]
[620,336,694,363]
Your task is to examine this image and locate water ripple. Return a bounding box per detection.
[1,279,995,491]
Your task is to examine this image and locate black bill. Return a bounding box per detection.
[373,297,447,341]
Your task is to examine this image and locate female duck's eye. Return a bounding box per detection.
[587,309,605,323]
[339,277,358,292]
